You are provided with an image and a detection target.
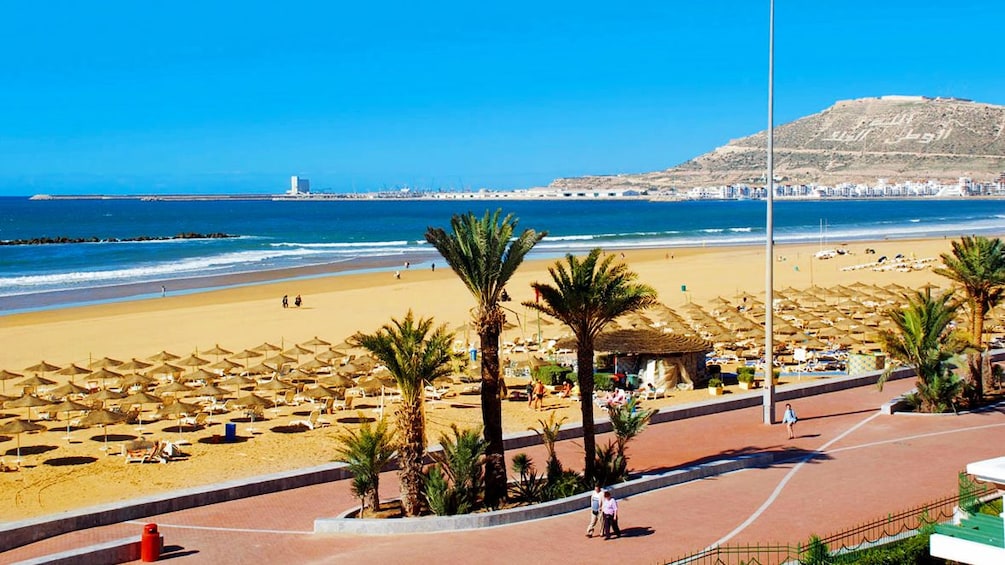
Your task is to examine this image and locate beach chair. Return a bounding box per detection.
[292,410,331,430]
[181,412,208,431]
[641,386,667,400]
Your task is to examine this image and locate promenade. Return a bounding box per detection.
[6,377,1005,564]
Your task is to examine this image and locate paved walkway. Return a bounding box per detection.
[7,378,1005,564]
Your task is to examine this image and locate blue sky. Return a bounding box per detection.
[1,1,1002,195]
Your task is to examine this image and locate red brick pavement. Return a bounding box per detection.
[7,378,1005,565]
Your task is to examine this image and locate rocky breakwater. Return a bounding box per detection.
[0,232,236,245]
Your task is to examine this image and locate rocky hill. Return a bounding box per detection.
[549,96,1005,190]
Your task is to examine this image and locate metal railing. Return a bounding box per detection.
[667,472,993,565]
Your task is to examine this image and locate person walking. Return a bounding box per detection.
[282,295,289,308]
[532,378,547,411]
[782,403,798,439]
[601,489,621,539]
[294,294,302,307]
[586,485,604,538]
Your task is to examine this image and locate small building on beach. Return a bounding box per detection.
[585,329,714,390]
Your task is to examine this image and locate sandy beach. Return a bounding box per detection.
[0,236,969,521]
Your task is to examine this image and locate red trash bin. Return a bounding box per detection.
[140,523,162,562]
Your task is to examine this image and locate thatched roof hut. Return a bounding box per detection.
[560,329,713,389]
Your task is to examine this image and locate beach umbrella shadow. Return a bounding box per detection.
[197,435,250,445]
[44,456,98,466]
[270,425,309,434]
[5,444,58,457]
[337,416,376,425]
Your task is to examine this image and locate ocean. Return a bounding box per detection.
[3,197,1005,313]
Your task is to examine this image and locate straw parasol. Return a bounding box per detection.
[89,356,123,369]
[257,379,293,414]
[285,369,316,383]
[156,399,200,420]
[298,358,330,373]
[252,342,281,353]
[89,388,126,403]
[201,344,233,359]
[315,349,344,363]
[263,354,296,367]
[188,383,230,398]
[118,358,154,371]
[301,336,332,348]
[49,381,91,400]
[208,359,242,373]
[55,364,92,383]
[121,391,163,424]
[283,345,312,357]
[89,368,124,390]
[48,398,91,440]
[0,369,24,394]
[176,354,209,368]
[320,374,355,388]
[219,374,256,389]
[146,363,183,378]
[180,368,220,384]
[234,393,272,432]
[17,375,57,389]
[0,419,47,464]
[24,361,61,374]
[158,381,194,395]
[6,394,52,421]
[147,350,180,362]
[304,385,339,400]
[78,409,127,451]
[118,373,155,391]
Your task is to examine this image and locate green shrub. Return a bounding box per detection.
[593,373,615,391]
[509,453,546,503]
[545,469,585,500]
[737,366,756,379]
[592,440,627,486]
[424,466,463,515]
[425,424,486,515]
[708,377,723,388]
[532,364,572,385]
[829,525,944,564]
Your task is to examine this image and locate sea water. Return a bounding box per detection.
[2,197,1005,311]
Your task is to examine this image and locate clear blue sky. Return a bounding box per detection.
[2,1,1002,195]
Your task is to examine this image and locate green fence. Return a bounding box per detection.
[666,472,993,565]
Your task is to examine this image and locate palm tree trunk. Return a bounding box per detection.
[398,398,425,516]
[367,485,382,513]
[973,301,986,349]
[577,344,596,481]
[479,325,507,507]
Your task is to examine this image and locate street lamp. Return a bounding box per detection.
[763,0,776,425]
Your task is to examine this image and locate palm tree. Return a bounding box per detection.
[879,289,968,413]
[934,235,1005,398]
[350,311,454,517]
[425,210,546,506]
[333,417,395,513]
[524,248,657,480]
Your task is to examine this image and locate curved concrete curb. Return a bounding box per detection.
[314,453,772,534]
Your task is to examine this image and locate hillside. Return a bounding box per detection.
[549,96,1005,190]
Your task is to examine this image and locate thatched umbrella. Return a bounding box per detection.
[88,388,126,404]
[118,373,155,391]
[282,345,312,358]
[188,383,230,399]
[122,391,163,430]
[252,342,281,353]
[6,394,52,421]
[89,368,124,391]
[48,398,91,440]
[17,375,57,393]
[158,381,194,396]
[315,349,344,363]
[234,393,272,431]
[156,399,200,420]
[78,409,127,451]
[176,354,209,369]
[180,368,219,384]
[147,350,180,362]
[201,344,233,361]
[320,374,355,388]
[244,362,277,376]
[298,358,330,373]
[49,381,90,400]
[219,374,256,389]
[0,369,24,394]
[285,369,316,383]
[55,364,92,384]
[88,356,123,369]
[0,418,47,464]
[208,359,242,374]
[263,354,296,368]
[304,385,339,400]
[257,379,293,414]
[24,361,61,374]
[117,358,153,371]
[146,363,183,379]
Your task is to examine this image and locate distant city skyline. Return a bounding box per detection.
[2,1,1003,196]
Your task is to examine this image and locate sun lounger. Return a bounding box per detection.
[291,410,331,430]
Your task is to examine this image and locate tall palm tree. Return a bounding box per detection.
[524,248,657,480]
[934,235,1005,397]
[879,289,968,413]
[425,209,546,506]
[350,311,454,517]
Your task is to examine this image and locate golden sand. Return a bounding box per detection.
[0,237,960,520]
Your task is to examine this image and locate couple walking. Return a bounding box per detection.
[586,485,621,539]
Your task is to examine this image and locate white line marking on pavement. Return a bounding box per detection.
[824,421,1005,455]
[124,520,313,535]
[706,412,881,549]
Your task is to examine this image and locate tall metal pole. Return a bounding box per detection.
[762,0,776,425]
